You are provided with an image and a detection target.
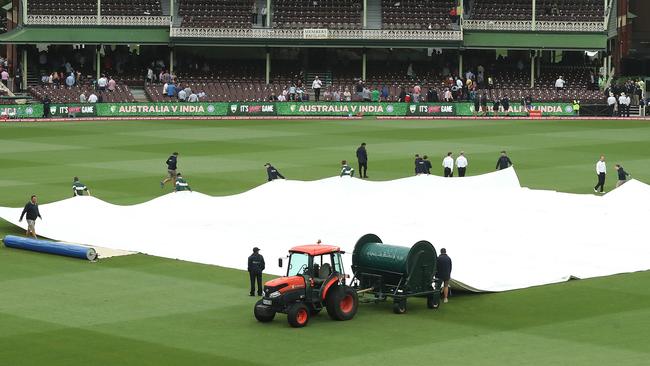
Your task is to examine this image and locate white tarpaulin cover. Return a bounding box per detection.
[1,167,649,292]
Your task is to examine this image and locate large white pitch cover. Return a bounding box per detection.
[1,167,649,292]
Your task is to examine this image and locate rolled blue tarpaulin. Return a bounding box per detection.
[3,235,98,261]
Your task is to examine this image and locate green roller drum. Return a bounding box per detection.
[351,234,442,313]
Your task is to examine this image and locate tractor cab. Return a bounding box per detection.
[254,243,358,327]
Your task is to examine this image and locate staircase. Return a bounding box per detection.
[130,87,151,103]
[161,0,170,16]
[252,0,268,29]
[628,105,643,117]
[366,0,382,29]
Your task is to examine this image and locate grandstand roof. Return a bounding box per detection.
[0,26,170,44]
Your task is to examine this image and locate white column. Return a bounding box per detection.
[362,50,366,80]
[459,53,463,77]
[169,48,174,74]
[265,51,270,85]
[267,0,271,27]
[22,48,27,91]
[363,0,367,28]
[530,52,535,88]
[531,0,536,31]
[96,47,101,80]
[22,0,28,25]
[97,0,101,25]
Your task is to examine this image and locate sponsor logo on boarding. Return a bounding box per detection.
[228,103,275,115]
[407,104,455,115]
[386,105,394,113]
[565,105,575,113]
[207,104,216,113]
[290,105,296,112]
[230,104,238,113]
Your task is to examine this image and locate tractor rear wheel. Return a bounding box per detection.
[254,300,275,322]
[393,299,407,314]
[287,303,310,328]
[326,286,359,321]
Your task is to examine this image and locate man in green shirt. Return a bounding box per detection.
[72,177,91,197]
[371,88,380,102]
[175,173,192,192]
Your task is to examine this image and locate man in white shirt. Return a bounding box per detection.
[594,155,606,193]
[277,93,286,102]
[555,76,565,91]
[97,75,108,91]
[606,93,617,117]
[177,88,187,101]
[88,93,98,103]
[163,82,169,95]
[80,92,87,103]
[618,92,630,117]
[442,152,454,177]
[456,151,468,177]
[188,93,198,103]
[312,76,323,102]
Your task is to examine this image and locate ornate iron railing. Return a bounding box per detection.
[170,27,463,41]
[26,15,169,26]
[464,19,604,32]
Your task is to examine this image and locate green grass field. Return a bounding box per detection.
[2,118,650,365]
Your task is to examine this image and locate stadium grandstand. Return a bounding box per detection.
[0,0,647,115]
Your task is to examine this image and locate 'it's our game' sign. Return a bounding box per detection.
[406,104,456,116]
[227,103,276,116]
[50,104,97,117]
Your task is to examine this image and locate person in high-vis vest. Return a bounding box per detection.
[572,100,580,116]
[340,160,355,177]
[174,173,192,192]
[72,177,91,197]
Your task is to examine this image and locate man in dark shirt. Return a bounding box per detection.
[264,163,285,181]
[248,247,265,296]
[19,195,42,238]
[496,151,513,170]
[615,164,630,188]
[436,248,452,303]
[423,155,432,175]
[414,154,425,175]
[356,143,368,178]
[501,95,510,116]
[160,152,179,189]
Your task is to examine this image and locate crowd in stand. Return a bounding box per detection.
[604,79,646,117]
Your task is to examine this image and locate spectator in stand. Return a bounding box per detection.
[80,92,86,103]
[14,66,22,92]
[618,92,630,117]
[487,76,494,89]
[492,97,500,117]
[88,93,98,103]
[167,82,177,98]
[1,68,9,88]
[261,5,267,27]
[371,88,380,103]
[404,93,411,103]
[296,86,304,101]
[163,82,169,96]
[473,94,480,117]
[251,3,258,25]
[381,85,389,101]
[312,76,323,102]
[413,84,421,102]
[555,76,565,91]
[178,88,187,101]
[355,80,364,100]
[398,87,407,102]
[332,89,340,102]
[443,88,453,102]
[188,92,199,103]
[480,94,488,116]
[52,72,60,86]
[97,75,107,91]
[146,67,154,85]
[607,93,617,117]
[428,88,438,102]
[361,87,371,102]
[107,77,116,92]
[501,96,510,116]
[277,93,286,102]
[288,82,296,101]
[65,73,75,88]
[343,87,351,102]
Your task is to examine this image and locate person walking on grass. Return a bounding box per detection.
[456,151,468,177]
[19,195,42,239]
[615,164,630,188]
[72,177,91,197]
[264,163,285,181]
[248,247,265,296]
[423,155,432,175]
[174,173,192,192]
[442,152,454,177]
[594,155,607,193]
[496,151,513,170]
[356,143,368,178]
[436,248,452,303]
[161,152,179,189]
[340,160,355,177]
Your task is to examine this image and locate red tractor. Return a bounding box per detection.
[253,244,358,327]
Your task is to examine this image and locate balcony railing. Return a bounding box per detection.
[26,15,169,26]
[170,27,463,41]
[464,19,604,32]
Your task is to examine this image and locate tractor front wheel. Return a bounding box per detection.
[254,300,275,322]
[326,286,359,321]
[393,299,407,314]
[427,295,440,309]
[287,303,310,328]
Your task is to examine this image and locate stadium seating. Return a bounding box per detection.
[468,0,604,22]
[382,0,455,30]
[101,0,162,16]
[29,84,135,103]
[178,0,254,28]
[272,0,363,29]
[27,0,96,15]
